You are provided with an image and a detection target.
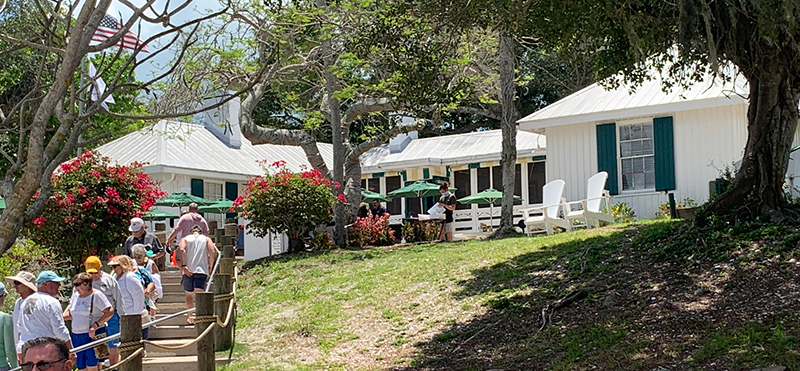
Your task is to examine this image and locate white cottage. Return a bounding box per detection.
[96,97,333,260]
[518,72,800,219]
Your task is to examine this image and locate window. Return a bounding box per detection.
[491,165,522,205]
[385,176,402,215]
[454,170,471,210]
[619,122,655,191]
[527,162,545,204]
[204,182,224,224]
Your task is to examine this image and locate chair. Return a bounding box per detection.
[565,172,615,228]
[522,179,571,236]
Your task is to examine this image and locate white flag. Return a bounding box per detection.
[88,61,115,110]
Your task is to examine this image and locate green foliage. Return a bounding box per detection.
[401,220,440,243]
[236,161,339,240]
[693,322,798,368]
[657,198,698,219]
[610,202,636,223]
[0,239,63,312]
[308,232,335,251]
[22,150,165,267]
[346,214,395,247]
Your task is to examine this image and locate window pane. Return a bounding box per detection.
[619,125,630,141]
[454,170,471,210]
[633,173,645,190]
[645,172,656,189]
[642,138,654,155]
[619,122,656,191]
[621,174,630,190]
[631,140,642,156]
[477,167,490,208]
[620,142,632,157]
[527,162,545,204]
[385,176,402,215]
[644,157,655,172]
[622,158,633,174]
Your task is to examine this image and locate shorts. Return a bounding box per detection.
[182,273,208,292]
[442,222,454,235]
[107,312,120,348]
[71,332,99,369]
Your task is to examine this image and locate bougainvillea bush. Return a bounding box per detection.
[346,213,395,247]
[234,161,339,246]
[24,150,165,267]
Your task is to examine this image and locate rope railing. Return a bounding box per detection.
[9,245,238,371]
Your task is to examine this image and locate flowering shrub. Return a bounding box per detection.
[235,161,339,243]
[347,214,395,247]
[402,220,441,243]
[24,150,165,267]
[308,232,334,251]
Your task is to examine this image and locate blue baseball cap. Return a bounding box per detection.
[36,271,66,284]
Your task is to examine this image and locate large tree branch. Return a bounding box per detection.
[341,97,401,127]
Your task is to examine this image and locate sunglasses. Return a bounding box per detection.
[12,281,20,286]
[72,281,87,286]
[21,358,67,371]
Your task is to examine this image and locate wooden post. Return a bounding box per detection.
[218,245,235,276]
[213,273,233,351]
[119,314,143,371]
[215,228,223,245]
[196,292,215,371]
[221,235,233,247]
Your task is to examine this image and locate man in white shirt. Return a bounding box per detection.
[35,271,65,298]
[5,271,72,362]
[177,225,216,324]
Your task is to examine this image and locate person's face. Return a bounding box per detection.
[42,281,60,294]
[131,228,145,238]
[372,201,379,208]
[13,281,24,295]
[21,344,72,371]
[134,255,145,265]
[73,280,90,295]
[111,265,123,275]
[90,271,102,281]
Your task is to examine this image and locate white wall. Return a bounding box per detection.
[543,103,751,219]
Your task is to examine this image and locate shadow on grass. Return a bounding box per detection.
[393,220,800,371]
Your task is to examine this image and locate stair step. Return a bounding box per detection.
[145,339,198,357]
[152,312,192,327]
[142,356,232,371]
[148,325,196,339]
[157,292,187,304]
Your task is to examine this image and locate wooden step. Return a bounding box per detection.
[157,291,187,304]
[152,312,192,327]
[147,324,195,339]
[144,339,198,357]
[142,355,232,371]
[154,302,190,314]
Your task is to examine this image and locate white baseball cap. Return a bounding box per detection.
[129,217,145,232]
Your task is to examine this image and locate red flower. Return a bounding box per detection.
[33,217,46,228]
[337,194,347,203]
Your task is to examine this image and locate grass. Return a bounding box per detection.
[219,220,800,370]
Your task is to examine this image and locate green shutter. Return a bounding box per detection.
[596,123,619,195]
[225,182,238,218]
[371,172,384,178]
[190,178,204,198]
[653,116,676,191]
[469,163,481,169]
[532,155,546,162]
[423,168,430,179]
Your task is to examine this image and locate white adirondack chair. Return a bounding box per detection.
[565,172,615,228]
[522,179,571,236]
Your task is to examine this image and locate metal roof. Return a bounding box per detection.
[362,130,546,172]
[97,120,333,177]
[518,72,749,130]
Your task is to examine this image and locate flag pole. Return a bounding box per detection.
[77,54,86,155]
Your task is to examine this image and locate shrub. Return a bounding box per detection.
[235,161,339,242]
[347,214,395,247]
[402,220,441,243]
[0,239,66,312]
[308,232,334,250]
[657,198,698,219]
[24,150,165,268]
[610,203,636,223]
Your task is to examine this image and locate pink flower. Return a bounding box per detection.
[337,194,347,203]
[33,217,46,228]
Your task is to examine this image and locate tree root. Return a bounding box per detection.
[539,289,589,332]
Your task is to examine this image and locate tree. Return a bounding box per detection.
[23,150,165,267]
[0,0,233,254]
[529,0,800,222]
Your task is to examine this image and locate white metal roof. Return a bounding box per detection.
[97,120,333,179]
[362,130,547,172]
[518,72,749,130]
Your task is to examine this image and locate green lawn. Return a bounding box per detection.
[220,220,800,370]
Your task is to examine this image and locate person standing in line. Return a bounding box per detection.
[19,337,73,371]
[438,183,457,242]
[166,203,209,248]
[63,273,113,371]
[6,271,72,363]
[35,271,65,298]
[122,218,164,260]
[357,195,369,218]
[177,225,216,324]
[85,256,122,367]
[0,283,18,371]
[108,256,149,341]
[131,245,161,322]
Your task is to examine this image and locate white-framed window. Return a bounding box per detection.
[204,181,224,224]
[619,122,655,191]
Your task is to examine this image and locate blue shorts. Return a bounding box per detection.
[182,274,208,292]
[107,312,120,348]
[71,332,98,369]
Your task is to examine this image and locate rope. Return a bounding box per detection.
[215,298,236,328]
[117,340,144,354]
[193,315,218,324]
[102,347,145,371]
[143,322,217,350]
[214,292,235,302]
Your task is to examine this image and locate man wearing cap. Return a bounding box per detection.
[166,203,209,248]
[6,271,72,360]
[35,271,65,298]
[123,217,164,260]
[85,256,123,366]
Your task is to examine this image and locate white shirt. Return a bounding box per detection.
[13,292,71,353]
[116,272,144,316]
[92,271,122,312]
[184,234,211,275]
[67,290,111,334]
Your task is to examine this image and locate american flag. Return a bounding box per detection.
[91,14,149,53]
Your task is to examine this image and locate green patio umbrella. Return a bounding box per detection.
[198,198,239,214]
[458,188,523,227]
[155,192,213,208]
[362,189,391,203]
[387,181,456,216]
[141,209,179,221]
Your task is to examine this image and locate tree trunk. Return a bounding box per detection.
[498,31,520,234]
[700,58,800,222]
